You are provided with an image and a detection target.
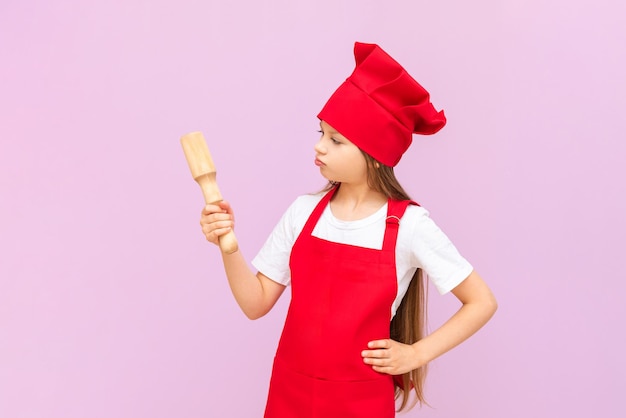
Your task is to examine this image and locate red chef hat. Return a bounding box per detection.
[318,42,446,167]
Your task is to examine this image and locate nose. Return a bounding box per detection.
[314,139,326,154]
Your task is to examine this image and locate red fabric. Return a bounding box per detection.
[264,187,413,418]
[318,42,446,167]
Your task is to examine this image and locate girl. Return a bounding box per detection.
[200,42,497,417]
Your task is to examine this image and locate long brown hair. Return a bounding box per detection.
[321,152,429,410]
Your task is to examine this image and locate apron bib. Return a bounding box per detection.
[264,187,412,418]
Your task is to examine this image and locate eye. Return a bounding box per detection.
[317,129,340,144]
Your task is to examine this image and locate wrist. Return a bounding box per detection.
[411,340,432,369]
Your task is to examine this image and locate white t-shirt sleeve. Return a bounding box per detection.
[404,206,474,295]
[251,194,321,286]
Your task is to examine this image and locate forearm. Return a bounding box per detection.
[412,298,497,366]
[220,249,267,319]
[362,294,496,376]
[220,249,284,320]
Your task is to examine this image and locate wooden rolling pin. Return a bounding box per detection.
[181,131,238,254]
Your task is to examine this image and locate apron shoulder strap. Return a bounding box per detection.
[300,186,337,236]
[382,199,418,252]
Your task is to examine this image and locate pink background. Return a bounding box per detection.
[1,1,624,417]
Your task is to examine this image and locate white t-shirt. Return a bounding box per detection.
[252,192,473,317]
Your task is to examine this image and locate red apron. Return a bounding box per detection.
[264,187,412,418]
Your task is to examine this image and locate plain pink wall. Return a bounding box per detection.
[1,1,624,417]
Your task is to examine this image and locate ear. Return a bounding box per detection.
[375,162,380,169]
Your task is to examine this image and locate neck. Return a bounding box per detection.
[330,182,387,220]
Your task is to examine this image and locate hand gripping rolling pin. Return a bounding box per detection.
[181,131,238,254]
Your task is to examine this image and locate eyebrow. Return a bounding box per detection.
[319,122,338,134]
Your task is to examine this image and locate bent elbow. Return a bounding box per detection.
[487,293,498,317]
[245,312,263,320]
[243,307,270,321]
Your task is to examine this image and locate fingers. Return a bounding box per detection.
[361,339,392,368]
[200,201,235,245]
[362,347,393,373]
[200,208,232,225]
[201,199,233,213]
[201,219,233,237]
[361,339,418,375]
[367,339,391,349]
[217,200,233,214]
[201,200,234,215]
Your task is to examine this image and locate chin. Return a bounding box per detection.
[319,173,333,182]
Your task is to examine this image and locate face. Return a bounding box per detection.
[314,121,368,185]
